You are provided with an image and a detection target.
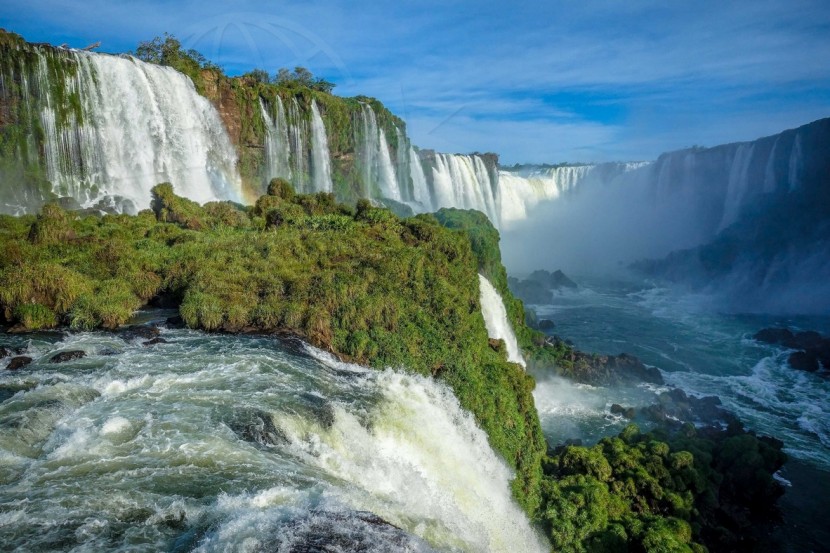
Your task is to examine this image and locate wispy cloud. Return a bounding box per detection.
[2,0,829,163]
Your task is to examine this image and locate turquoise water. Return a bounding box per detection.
[528,275,830,553]
[0,322,545,553]
[531,276,830,467]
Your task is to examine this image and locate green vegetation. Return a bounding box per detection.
[0,185,544,514]
[273,66,336,93]
[0,193,788,551]
[540,423,786,552]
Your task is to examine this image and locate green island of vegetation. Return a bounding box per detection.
[0,182,786,552]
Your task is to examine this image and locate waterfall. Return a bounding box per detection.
[260,96,291,183]
[498,165,596,225]
[409,147,432,211]
[478,275,525,367]
[355,103,400,201]
[9,48,243,212]
[395,126,411,201]
[429,154,499,223]
[310,100,333,193]
[718,143,756,231]
[0,330,546,553]
[287,97,309,192]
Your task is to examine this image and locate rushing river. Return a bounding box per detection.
[0,319,546,553]
[528,275,830,552]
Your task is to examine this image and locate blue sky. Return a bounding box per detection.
[3,0,830,164]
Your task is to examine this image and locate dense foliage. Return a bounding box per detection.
[133,33,220,95]
[540,423,786,553]
[0,185,545,514]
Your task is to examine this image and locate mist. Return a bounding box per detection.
[500,163,710,277]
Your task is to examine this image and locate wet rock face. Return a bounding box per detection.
[754,327,830,374]
[6,356,32,370]
[561,346,664,386]
[116,325,161,342]
[262,510,436,553]
[227,408,288,447]
[609,387,739,429]
[49,350,85,363]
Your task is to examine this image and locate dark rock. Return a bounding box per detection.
[526,268,578,289]
[537,319,556,331]
[227,408,288,447]
[6,356,32,370]
[488,338,505,353]
[56,196,82,211]
[561,349,663,385]
[0,346,10,358]
[117,325,160,341]
[788,351,819,372]
[98,347,120,356]
[507,277,553,304]
[301,392,336,429]
[49,350,85,363]
[150,291,181,309]
[142,337,169,346]
[551,269,578,289]
[609,404,635,418]
[261,510,434,553]
[753,328,795,345]
[164,315,186,328]
[755,327,830,374]
[638,388,737,428]
[7,324,29,334]
[793,330,825,350]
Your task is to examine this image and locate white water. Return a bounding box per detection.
[288,97,310,191]
[478,275,525,367]
[430,154,499,223]
[36,50,242,211]
[310,101,333,193]
[260,96,292,183]
[498,165,597,225]
[410,147,433,211]
[355,103,401,201]
[0,327,544,552]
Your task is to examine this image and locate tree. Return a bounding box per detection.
[273,66,336,92]
[243,68,270,84]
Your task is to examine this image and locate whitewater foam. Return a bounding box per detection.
[478,275,525,366]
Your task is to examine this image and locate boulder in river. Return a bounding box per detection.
[49,350,86,363]
[261,510,436,553]
[6,356,32,370]
[754,327,830,374]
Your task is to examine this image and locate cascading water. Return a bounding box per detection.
[498,165,597,225]
[6,47,243,212]
[355,103,400,201]
[0,327,545,552]
[409,147,433,211]
[287,97,310,192]
[260,96,292,183]
[395,126,412,200]
[429,154,499,224]
[310,101,333,193]
[478,275,525,367]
